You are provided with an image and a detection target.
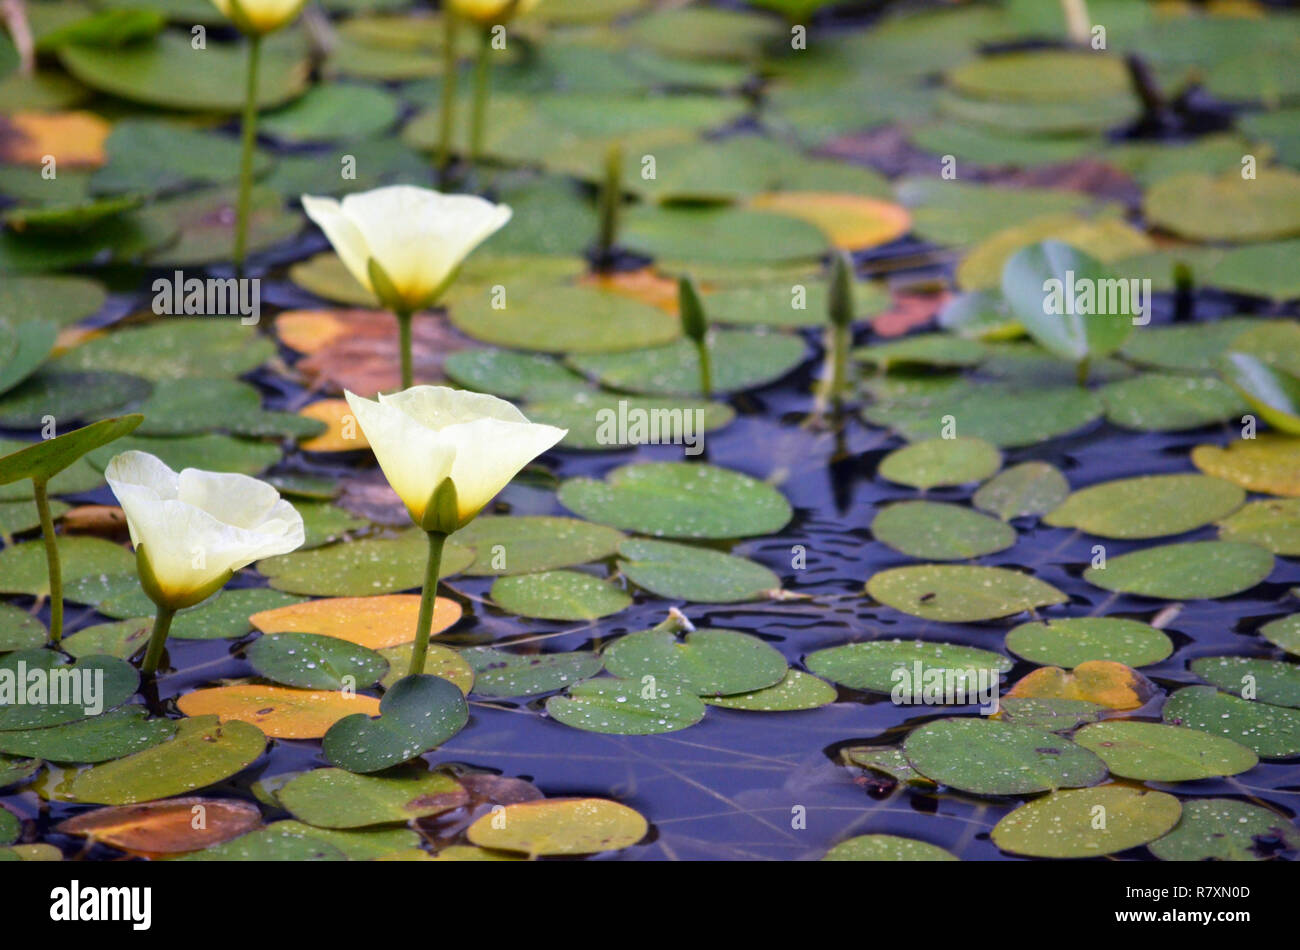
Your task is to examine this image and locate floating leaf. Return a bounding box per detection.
[277,765,467,829]
[748,192,911,250]
[842,746,935,787]
[972,461,1069,520]
[1261,614,1300,655]
[250,593,462,649]
[704,670,836,712]
[248,633,388,691]
[996,697,1104,732]
[617,538,779,603]
[1074,721,1257,781]
[804,640,1011,694]
[902,718,1106,796]
[527,393,734,450]
[0,706,174,763]
[0,756,40,789]
[377,643,473,693]
[463,647,602,698]
[67,716,265,805]
[622,205,827,267]
[1045,474,1244,540]
[1217,499,1300,556]
[1192,436,1300,497]
[871,501,1016,561]
[1144,169,1300,243]
[865,384,1102,447]
[1100,373,1246,432]
[176,685,381,740]
[0,652,137,729]
[545,678,706,735]
[1191,656,1300,709]
[56,319,275,382]
[0,372,150,429]
[490,570,631,621]
[1149,798,1300,862]
[854,334,987,371]
[443,348,590,402]
[176,825,346,861]
[603,627,787,697]
[877,437,1002,489]
[1005,618,1172,669]
[257,532,474,597]
[55,797,261,855]
[451,516,624,576]
[84,433,281,477]
[323,674,469,773]
[823,834,958,862]
[60,619,151,660]
[866,564,1067,622]
[1005,660,1156,710]
[558,462,792,539]
[991,786,1181,859]
[1163,686,1300,759]
[0,603,46,652]
[1083,541,1273,600]
[466,798,647,857]
[1220,352,1300,435]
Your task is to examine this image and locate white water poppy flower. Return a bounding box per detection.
[344,386,566,534]
[448,0,541,26]
[210,0,306,34]
[105,451,305,609]
[301,186,512,315]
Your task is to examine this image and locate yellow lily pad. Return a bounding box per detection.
[1005,660,1157,710]
[466,798,648,857]
[176,685,381,740]
[249,594,462,649]
[1192,435,1300,497]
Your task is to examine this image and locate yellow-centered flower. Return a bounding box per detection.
[301,186,511,315]
[343,386,566,534]
[105,451,304,609]
[447,0,541,26]
[210,0,306,34]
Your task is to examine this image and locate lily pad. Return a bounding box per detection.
[1220,352,1300,435]
[871,501,1016,561]
[804,640,1011,694]
[1005,618,1173,668]
[450,516,624,576]
[1144,169,1300,243]
[1192,436,1300,497]
[1190,656,1300,709]
[248,633,388,691]
[250,593,462,649]
[545,677,706,735]
[877,437,1002,489]
[1163,686,1300,759]
[463,647,603,698]
[902,718,1107,796]
[991,785,1181,859]
[85,434,282,477]
[864,384,1102,448]
[1044,474,1245,539]
[0,652,137,730]
[257,532,475,597]
[623,205,828,266]
[1261,614,1300,655]
[0,603,46,651]
[323,674,469,773]
[704,670,837,712]
[55,796,262,856]
[490,570,631,621]
[176,685,380,740]
[823,834,958,862]
[60,619,151,660]
[1149,799,1300,862]
[997,697,1104,732]
[1100,373,1247,432]
[617,538,779,603]
[603,627,787,696]
[1074,721,1258,781]
[528,393,735,450]
[1083,541,1273,600]
[466,798,647,857]
[1005,660,1156,710]
[866,564,1067,622]
[277,765,467,829]
[558,462,792,539]
[443,348,590,402]
[0,706,174,763]
[377,643,473,693]
[972,462,1069,520]
[0,371,151,428]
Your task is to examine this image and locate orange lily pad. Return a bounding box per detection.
[749,192,911,250]
[579,268,683,313]
[175,685,381,740]
[1005,660,1156,710]
[249,594,462,650]
[298,399,370,453]
[55,797,261,856]
[273,310,355,354]
[0,111,110,167]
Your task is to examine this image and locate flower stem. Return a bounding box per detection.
[408,530,447,677]
[437,11,460,183]
[32,478,61,643]
[695,340,713,398]
[1076,357,1090,388]
[469,27,491,170]
[141,604,176,676]
[233,31,262,274]
[396,309,414,389]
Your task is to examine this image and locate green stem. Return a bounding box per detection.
[597,144,622,266]
[141,604,176,676]
[396,309,413,389]
[469,27,491,169]
[824,323,849,408]
[408,531,447,677]
[695,339,713,398]
[1076,357,1090,388]
[32,479,61,643]
[233,32,262,273]
[437,11,460,182]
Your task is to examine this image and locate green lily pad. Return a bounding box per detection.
[1044,474,1245,539]
[972,461,1069,520]
[704,670,836,712]
[261,820,421,860]
[854,335,987,371]
[129,379,325,439]
[490,570,630,621]
[1261,614,1300,654]
[997,697,1105,732]
[948,50,1132,102]
[545,677,706,735]
[260,82,400,143]
[804,640,1012,694]
[1083,541,1274,600]
[0,805,17,845]
[902,718,1107,796]
[866,565,1068,622]
[0,706,175,763]
[823,834,958,862]
[1144,169,1300,243]
[85,434,282,477]
[450,285,679,355]
[1005,618,1173,668]
[603,626,786,697]
[864,384,1102,447]
[1190,656,1300,709]
[527,393,735,450]
[0,651,138,731]
[900,177,1103,248]
[450,516,624,576]
[991,785,1181,858]
[565,330,806,396]
[0,415,142,491]
[1150,798,1300,862]
[0,320,56,397]
[93,118,274,196]
[1099,373,1247,432]
[1074,721,1258,780]
[0,603,46,652]
[178,825,347,861]
[463,647,603,698]
[622,206,828,267]
[877,437,1002,489]
[871,501,1016,561]
[66,716,265,805]
[0,498,66,540]
[136,186,301,266]
[443,349,590,402]
[295,500,368,550]
[60,619,151,660]
[258,531,474,597]
[617,538,779,603]
[1119,318,1273,372]
[96,587,306,640]
[1163,686,1300,759]
[248,633,388,691]
[558,462,792,539]
[0,536,134,600]
[323,674,469,773]
[0,371,151,428]
[842,745,935,787]
[277,765,467,829]
[0,755,41,789]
